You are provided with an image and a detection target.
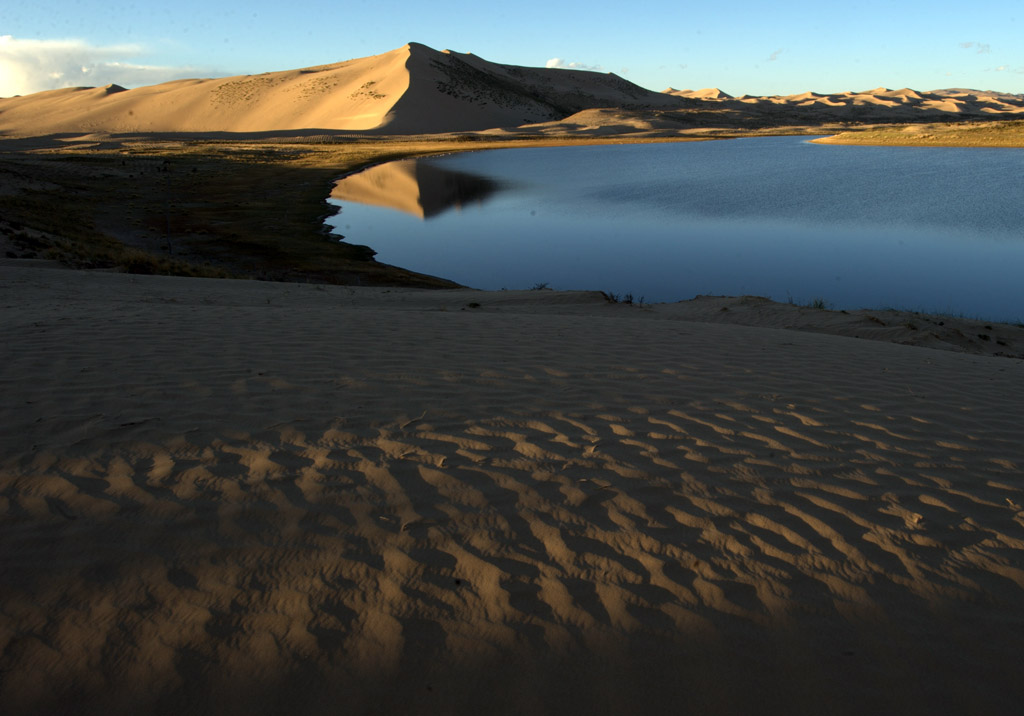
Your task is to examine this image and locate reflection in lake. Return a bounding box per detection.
[325,137,1024,322]
[330,158,503,219]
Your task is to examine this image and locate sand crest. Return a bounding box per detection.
[0,43,679,137]
[2,264,1024,714]
[2,43,1022,139]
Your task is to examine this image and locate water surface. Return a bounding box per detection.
[327,137,1024,322]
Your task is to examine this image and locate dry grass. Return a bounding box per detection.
[813,119,1024,147]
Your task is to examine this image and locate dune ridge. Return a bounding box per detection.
[0,43,679,137]
[2,43,1022,138]
[2,264,1024,714]
[665,87,734,100]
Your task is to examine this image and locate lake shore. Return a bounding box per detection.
[0,133,722,286]
[4,123,1022,292]
[3,262,1024,715]
[813,120,1024,147]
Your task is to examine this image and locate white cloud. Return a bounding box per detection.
[980,64,1023,75]
[0,35,205,97]
[545,57,604,72]
[959,41,992,54]
[767,49,783,62]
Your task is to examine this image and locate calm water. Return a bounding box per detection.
[327,136,1024,321]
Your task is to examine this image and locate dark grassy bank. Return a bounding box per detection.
[0,134,699,287]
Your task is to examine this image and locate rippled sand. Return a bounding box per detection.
[2,264,1023,715]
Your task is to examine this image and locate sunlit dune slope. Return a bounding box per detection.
[0,43,680,136]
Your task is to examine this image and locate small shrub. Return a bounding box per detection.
[602,291,644,306]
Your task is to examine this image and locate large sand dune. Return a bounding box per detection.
[0,45,414,135]
[2,263,1024,714]
[2,43,1022,138]
[0,43,679,137]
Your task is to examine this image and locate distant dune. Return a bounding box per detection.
[717,86,1024,121]
[1,43,1023,138]
[664,88,734,100]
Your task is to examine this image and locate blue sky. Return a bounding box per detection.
[2,0,1021,98]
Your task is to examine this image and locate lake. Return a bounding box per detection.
[326,136,1024,322]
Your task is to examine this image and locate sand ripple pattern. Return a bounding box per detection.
[2,269,1023,715]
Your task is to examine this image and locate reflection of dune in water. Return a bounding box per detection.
[330,159,503,218]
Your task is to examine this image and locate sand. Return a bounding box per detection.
[2,43,1022,139]
[0,43,679,138]
[2,262,1024,715]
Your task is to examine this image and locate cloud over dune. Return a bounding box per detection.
[0,35,205,97]
[545,57,604,71]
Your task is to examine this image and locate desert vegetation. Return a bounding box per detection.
[815,119,1024,146]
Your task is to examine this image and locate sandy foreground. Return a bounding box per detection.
[2,263,1024,715]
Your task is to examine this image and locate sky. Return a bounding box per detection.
[2,0,1022,98]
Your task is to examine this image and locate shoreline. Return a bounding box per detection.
[3,122,1021,283]
[812,120,1024,147]
[4,127,1023,320]
[325,133,1024,325]
[0,133,724,287]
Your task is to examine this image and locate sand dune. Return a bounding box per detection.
[485,107,702,137]
[690,86,1024,124]
[378,45,680,134]
[0,43,679,137]
[2,43,1022,139]
[0,46,413,134]
[3,263,1024,715]
[664,87,734,100]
